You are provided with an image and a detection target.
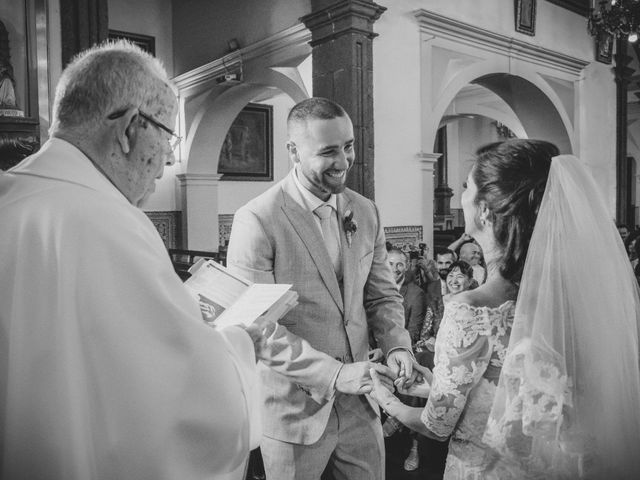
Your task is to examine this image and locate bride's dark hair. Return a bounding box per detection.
[473,139,559,283]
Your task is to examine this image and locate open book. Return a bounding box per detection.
[184,258,298,327]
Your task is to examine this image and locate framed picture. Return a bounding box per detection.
[0,1,46,169]
[218,103,273,181]
[515,0,536,36]
[108,30,155,56]
[595,31,613,64]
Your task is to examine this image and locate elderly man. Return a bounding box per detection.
[458,241,486,285]
[0,41,265,480]
[227,97,413,480]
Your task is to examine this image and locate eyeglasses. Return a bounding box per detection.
[138,110,182,152]
[107,108,181,151]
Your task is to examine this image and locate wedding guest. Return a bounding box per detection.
[227,97,413,480]
[618,223,630,242]
[0,41,269,480]
[411,244,439,289]
[626,231,640,268]
[381,248,427,470]
[388,247,428,343]
[425,248,456,303]
[414,260,475,359]
[442,260,474,302]
[458,241,487,285]
[369,139,640,478]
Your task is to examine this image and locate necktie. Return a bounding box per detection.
[314,204,342,277]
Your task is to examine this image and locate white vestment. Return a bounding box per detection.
[0,138,260,480]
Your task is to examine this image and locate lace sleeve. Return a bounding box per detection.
[421,302,493,438]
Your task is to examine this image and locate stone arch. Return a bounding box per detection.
[184,69,308,175]
[427,64,574,155]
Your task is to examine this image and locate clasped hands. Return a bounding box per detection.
[367,356,433,415]
[334,350,431,398]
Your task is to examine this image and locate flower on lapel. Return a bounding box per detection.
[343,210,358,247]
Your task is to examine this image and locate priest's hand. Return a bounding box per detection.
[242,314,278,360]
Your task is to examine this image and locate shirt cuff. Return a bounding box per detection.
[328,362,344,399]
[386,346,415,360]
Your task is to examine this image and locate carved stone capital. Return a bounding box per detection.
[301,0,387,46]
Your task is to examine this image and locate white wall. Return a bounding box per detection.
[108,0,174,75]
[448,117,500,210]
[108,0,176,211]
[373,1,423,229]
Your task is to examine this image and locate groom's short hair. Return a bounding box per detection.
[287,97,348,131]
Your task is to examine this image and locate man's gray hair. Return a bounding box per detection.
[50,40,172,134]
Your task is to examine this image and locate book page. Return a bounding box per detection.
[183,259,296,327]
[214,283,293,327]
[184,259,252,324]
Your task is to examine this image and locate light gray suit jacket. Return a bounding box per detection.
[227,170,411,444]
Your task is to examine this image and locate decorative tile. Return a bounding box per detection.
[384,225,423,248]
[145,211,181,249]
[219,213,235,247]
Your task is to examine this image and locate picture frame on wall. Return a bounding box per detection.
[0,0,47,170]
[108,30,155,56]
[595,31,613,64]
[218,103,273,181]
[514,0,537,36]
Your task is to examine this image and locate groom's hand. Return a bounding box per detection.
[386,349,415,386]
[335,361,396,395]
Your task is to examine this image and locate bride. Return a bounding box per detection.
[370,139,640,478]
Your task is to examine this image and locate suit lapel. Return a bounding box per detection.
[280,173,344,313]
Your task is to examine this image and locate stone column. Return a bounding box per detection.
[301,0,386,200]
[177,173,222,251]
[614,36,633,224]
[417,152,440,251]
[434,126,453,217]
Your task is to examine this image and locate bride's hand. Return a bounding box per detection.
[369,368,400,413]
[395,362,432,398]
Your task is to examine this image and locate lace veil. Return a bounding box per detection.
[483,155,640,478]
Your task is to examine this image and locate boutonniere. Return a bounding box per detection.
[343,210,358,247]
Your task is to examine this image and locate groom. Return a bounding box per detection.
[227,97,413,480]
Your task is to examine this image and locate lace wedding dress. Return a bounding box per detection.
[421,300,532,479]
[421,156,640,479]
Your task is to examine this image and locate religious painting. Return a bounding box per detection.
[595,30,613,64]
[515,0,537,36]
[218,103,273,181]
[0,8,27,117]
[0,2,47,170]
[108,30,155,56]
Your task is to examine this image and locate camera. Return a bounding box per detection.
[418,243,427,258]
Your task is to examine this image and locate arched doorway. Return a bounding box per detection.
[173,25,312,250]
[413,9,588,249]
